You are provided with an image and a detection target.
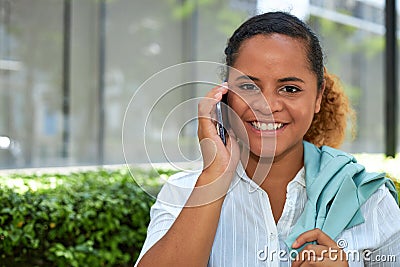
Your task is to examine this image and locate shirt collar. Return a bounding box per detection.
[235,161,306,189]
[290,167,306,188]
[235,161,252,183]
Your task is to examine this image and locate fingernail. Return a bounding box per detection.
[217,84,227,91]
[215,92,222,99]
[292,240,298,248]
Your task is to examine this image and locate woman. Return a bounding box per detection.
[136,12,400,266]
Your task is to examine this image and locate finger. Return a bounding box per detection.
[298,256,348,267]
[198,84,229,140]
[292,244,339,266]
[292,247,321,267]
[299,244,334,258]
[226,129,240,165]
[295,256,325,267]
[226,129,238,151]
[292,228,338,249]
[198,83,228,118]
[291,257,303,267]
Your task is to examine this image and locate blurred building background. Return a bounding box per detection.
[0,0,399,169]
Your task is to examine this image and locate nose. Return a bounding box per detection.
[249,91,283,115]
[267,93,284,113]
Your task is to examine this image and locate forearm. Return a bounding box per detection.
[137,171,232,267]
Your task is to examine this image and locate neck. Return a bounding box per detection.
[240,141,304,186]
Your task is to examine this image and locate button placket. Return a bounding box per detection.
[259,190,279,267]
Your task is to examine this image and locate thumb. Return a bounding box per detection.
[226,129,240,168]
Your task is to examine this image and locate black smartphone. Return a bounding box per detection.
[216,80,229,145]
[216,101,226,145]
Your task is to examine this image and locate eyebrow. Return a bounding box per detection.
[234,75,305,83]
[235,75,260,82]
[277,76,305,83]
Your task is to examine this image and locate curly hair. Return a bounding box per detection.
[224,11,354,148]
[304,69,355,148]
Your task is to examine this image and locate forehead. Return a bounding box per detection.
[232,34,314,79]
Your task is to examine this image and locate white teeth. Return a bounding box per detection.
[261,123,267,130]
[251,121,284,130]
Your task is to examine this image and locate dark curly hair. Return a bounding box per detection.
[224,11,354,148]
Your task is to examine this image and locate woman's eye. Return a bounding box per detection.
[239,83,259,91]
[281,86,301,93]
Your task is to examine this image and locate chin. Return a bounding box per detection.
[244,142,276,159]
[255,149,276,159]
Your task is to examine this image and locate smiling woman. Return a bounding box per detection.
[135,12,400,267]
[227,34,323,162]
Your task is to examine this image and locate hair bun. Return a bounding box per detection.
[224,46,232,56]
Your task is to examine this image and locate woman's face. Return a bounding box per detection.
[227,33,323,160]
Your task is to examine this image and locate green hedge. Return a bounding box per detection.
[0,167,399,267]
[0,168,176,267]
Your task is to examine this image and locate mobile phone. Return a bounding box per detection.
[216,101,226,145]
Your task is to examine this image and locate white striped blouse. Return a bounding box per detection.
[135,163,400,266]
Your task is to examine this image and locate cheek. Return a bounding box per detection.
[288,101,316,124]
[227,94,246,115]
[227,95,250,139]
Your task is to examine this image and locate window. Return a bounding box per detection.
[0,0,397,169]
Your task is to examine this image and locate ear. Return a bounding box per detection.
[315,81,325,113]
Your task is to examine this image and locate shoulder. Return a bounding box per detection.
[134,171,201,266]
[150,170,201,217]
[338,184,400,259]
[361,184,400,221]
[303,141,358,177]
[165,170,202,186]
[353,184,400,243]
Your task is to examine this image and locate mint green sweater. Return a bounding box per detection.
[284,141,398,253]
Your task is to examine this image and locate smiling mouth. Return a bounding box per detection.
[250,121,285,131]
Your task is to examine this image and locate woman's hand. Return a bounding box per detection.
[138,83,240,266]
[291,228,349,267]
[197,83,240,185]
